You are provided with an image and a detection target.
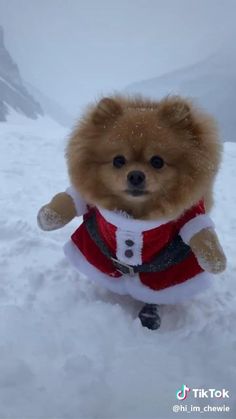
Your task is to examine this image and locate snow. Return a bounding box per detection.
[0,114,235,418]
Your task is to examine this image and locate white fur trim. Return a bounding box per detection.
[98,207,171,232]
[66,186,88,216]
[116,229,143,265]
[64,239,213,304]
[64,240,127,295]
[179,214,215,244]
[124,271,213,304]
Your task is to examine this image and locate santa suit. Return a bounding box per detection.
[64,186,215,304]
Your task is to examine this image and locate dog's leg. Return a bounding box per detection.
[138,303,161,330]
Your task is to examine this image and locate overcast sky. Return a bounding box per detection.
[0,0,235,117]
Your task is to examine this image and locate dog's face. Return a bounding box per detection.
[67,96,221,220]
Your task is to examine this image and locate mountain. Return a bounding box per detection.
[0,25,43,121]
[25,81,73,127]
[126,51,235,141]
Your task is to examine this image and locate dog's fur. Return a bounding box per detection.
[38,95,226,273]
[66,95,221,220]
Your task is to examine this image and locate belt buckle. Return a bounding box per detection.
[111,257,135,277]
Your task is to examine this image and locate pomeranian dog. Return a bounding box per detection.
[38,95,226,330]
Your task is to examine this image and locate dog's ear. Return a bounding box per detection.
[92,97,123,125]
[158,96,192,128]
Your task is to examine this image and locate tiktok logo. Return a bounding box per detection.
[176,384,191,401]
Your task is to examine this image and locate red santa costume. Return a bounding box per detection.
[64,186,215,304]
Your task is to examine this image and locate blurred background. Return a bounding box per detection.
[0,0,235,138]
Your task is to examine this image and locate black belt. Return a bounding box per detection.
[85,212,191,276]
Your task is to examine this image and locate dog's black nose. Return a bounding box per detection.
[127,171,146,187]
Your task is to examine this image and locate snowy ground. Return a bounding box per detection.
[0,114,235,419]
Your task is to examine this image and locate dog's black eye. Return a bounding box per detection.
[150,155,164,169]
[113,155,126,168]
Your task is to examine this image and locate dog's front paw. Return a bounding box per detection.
[37,205,66,231]
[197,253,227,274]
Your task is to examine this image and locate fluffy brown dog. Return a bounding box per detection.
[38,95,226,330]
[67,96,220,219]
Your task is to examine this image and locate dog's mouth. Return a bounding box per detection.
[124,189,150,197]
